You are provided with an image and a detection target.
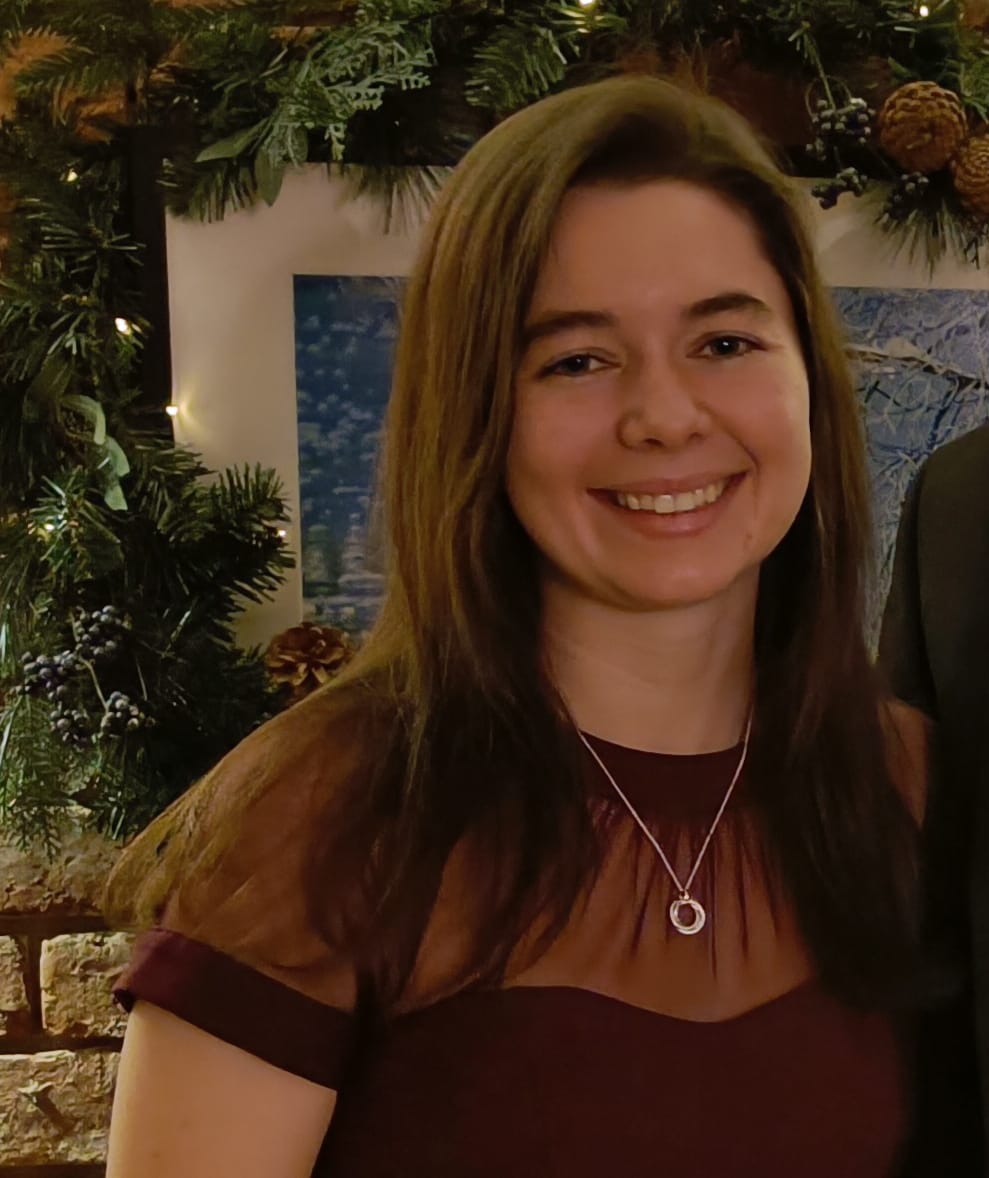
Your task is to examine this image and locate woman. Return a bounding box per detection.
[104,76,927,1177]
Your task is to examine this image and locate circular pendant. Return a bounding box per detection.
[669,896,706,936]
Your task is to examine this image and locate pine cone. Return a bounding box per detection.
[877,81,967,174]
[952,132,989,217]
[264,622,354,701]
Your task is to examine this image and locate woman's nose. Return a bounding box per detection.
[616,354,711,450]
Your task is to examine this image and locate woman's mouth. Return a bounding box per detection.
[611,478,731,517]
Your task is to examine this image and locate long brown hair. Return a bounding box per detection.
[105,77,918,1009]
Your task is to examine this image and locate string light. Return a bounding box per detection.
[114,317,133,335]
[64,168,79,183]
[165,404,179,418]
[577,0,598,6]
[918,3,930,14]
[43,523,55,533]
[277,529,288,539]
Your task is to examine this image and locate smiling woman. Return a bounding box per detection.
[103,76,930,1178]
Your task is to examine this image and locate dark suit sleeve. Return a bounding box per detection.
[880,457,986,1176]
[878,469,937,721]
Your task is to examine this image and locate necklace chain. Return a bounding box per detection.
[577,712,753,929]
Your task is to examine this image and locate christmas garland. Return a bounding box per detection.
[3,0,989,846]
[4,1,989,263]
[1,3,988,262]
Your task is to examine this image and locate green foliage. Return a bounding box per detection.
[0,445,293,846]
[465,5,626,115]
[6,0,977,251]
[0,0,294,847]
[189,7,438,209]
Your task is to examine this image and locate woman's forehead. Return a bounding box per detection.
[527,180,792,326]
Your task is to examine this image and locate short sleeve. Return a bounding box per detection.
[112,699,360,1089]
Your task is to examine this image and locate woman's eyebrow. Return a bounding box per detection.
[683,291,774,321]
[520,291,774,351]
[520,309,616,350]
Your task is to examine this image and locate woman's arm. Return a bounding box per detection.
[105,1001,337,1178]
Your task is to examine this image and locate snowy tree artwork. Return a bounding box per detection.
[834,288,989,633]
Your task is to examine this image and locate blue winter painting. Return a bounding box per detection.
[294,277,989,636]
[835,287,989,631]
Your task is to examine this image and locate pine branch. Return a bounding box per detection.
[465,18,570,114]
[465,4,626,115]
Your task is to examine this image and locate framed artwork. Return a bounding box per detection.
[836,287,989,630]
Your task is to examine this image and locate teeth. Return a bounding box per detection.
[614,480,728,516]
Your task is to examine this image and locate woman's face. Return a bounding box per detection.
[506,179,812,615]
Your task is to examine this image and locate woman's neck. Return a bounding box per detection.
[543,582,755,755]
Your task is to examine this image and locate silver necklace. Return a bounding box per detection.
[577,712,752,936]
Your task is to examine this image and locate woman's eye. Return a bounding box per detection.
[542,353,606,378]
[700,335,757,360]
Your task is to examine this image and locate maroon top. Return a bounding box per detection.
[114,738,909,1176]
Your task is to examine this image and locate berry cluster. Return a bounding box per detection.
[74,606,130,664]
[811,166,869,209]
[100,691,152,738]
[18,652,91,746]
[15,605,144,750]
[51,704,92,748]
[808,97,874,160]
[19,650,79,699]
[882,172,930,222]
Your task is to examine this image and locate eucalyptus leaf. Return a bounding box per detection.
[103,482,128,512]
[63,394,107,445]
[96,440,130,510]
[196,122,265,162]
[103,436,131,478]
[255,148,286,206]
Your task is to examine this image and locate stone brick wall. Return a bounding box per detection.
[0,818,128,1178]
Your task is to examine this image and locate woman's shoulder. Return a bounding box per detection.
[880,697,931,825]
[104,680,387,931]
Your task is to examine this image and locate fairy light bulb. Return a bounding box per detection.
[918,3,930,14]
[165,404,179,418]
[114,317,133,335]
